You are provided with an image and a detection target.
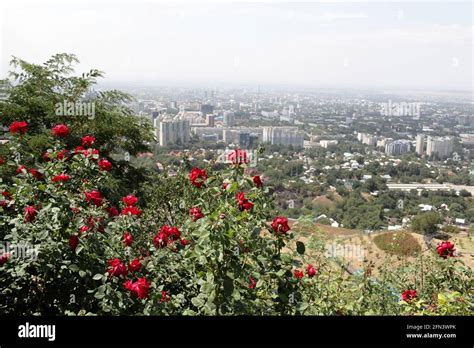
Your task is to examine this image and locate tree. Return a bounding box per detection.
[411,212,442,235]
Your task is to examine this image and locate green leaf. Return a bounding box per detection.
[92,273,103,280]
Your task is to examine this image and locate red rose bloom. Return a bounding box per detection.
[189,167,207,188]
[52,173,70,182]
[189,207,203,221]
[121,206,141,216]
[306,264,316,278]
[52,124,69,137]
[124,277,150,299]
[122,194,138,207]
[107,206,119,217]
[85,190,103,206]
[56,149,69,161]
[98,158,112,171]
[128,258,142,273]
[294,270,304,279]
[107,258,128,277]
[82,135,96,147]
[248,277,257,289]
[153,225,181,247]
[180,238,189,246]
[69,235,79,251]
[0,158,5,165]
[236,192,253,211]
[160,290,171,303]
[124,231,133,247]
[271,216,290,234]
[0,253,11,266]
[436,241,455,258]
[9,121,27,134]
[253,175,263,188]
[79,225,89,235]
[401,290,417,302]
[24,205,37,223]
[16,165,27,175]
[42,152,51,162]
[28,168,42,179]
[74,146,85,155]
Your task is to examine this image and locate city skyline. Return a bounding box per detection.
[1,0,472,91]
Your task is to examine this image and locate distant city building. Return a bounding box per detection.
[385,140,411,156]
[159,118,190,146]
[262,127,304,147]
[426,136,454,159]
[206,114,215,127]
[200,104,214,115]
[320,140,338,148]
[223,111,235,126]
[416,134,425,155]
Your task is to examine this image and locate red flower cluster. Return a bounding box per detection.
[306,264,316,278]
[128,259,142,273]
[9,121,28,134]
[123,232,133,247]
[236,192,253,211]
[52,173,70,182]
[98,159,112,171]
[122,206,141,216]
[52,124,69,137]
[189,167,207,188]
[24,205,37,223]
[253,175,263,188]
[0,253,11,266]
[160,290,171,303]
[153,225,181,248]
[82,135,96,147]
[294,270,304,279]
[189,207,203,221]
[436,241,455,258]
[401,290,417,302]
[69,235,79,251]
[271,216,290,234]
[248,277,257,289]
[124,277,150,299]
[107,258,128,277]
[85,190,103,206]
[122,195,138,207]
[108,206,119,217]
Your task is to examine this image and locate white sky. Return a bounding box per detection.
[0,0,472,90]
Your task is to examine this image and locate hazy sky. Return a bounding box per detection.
[1,0,472,90]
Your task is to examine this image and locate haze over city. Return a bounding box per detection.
[1,0,472,90]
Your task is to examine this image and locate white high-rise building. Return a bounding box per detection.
[416,134,425,155]
[262,127,304,147]
[426,136,453,159]
[159,118,190,146]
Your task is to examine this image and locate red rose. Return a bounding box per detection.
[123,231,133,247]
[153,225,181,248]
[0,158,5,165]
[124,277,150,299]
[189,167,207,188]
[24,205,37,223]
[0,253,11,266]
[436,241,455,258]
[9,121,27,134]
[42,152,51,162]
[128,258,142,272]
[271,216,290,234]
[253,175,263,188]
[74,146,85,155]
[401,290,417,302]
[222,182,230,190]
[228,148,249,165]
[248,277,257,289]
[82,135,96,147]
[85,190,103,206]
[107,206,119,217]
[153,231,168,248]
[2,191,11,199]
[180,238,189,246]
[98,158,112,171]
[69,235,79,251]
[160,290,170,303]
[236,192,253,211]
[56,149,69,161]
[294,270,304,279]
[306,264,316,278]
[52,124,69,137]
[107,258,128,277]
[79,225,89,235]
[16,165,27,175]
[189,207,203,221]
[122,194,138,207]
[52,173,70,182]
[121,206,141,216]
[28,168,42,179]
